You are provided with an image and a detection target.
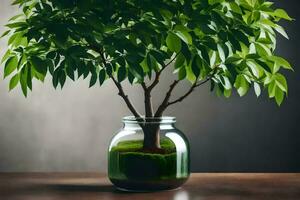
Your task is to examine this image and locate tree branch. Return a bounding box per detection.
[167,78,211,106]
[148,53,180,92]
[140,53,180,118]
[141,82,153,117]
[95,47,142,118]
[154,80,180,117]
[164,53,180,68]
[154,66,219,117]
[111,76,142,118]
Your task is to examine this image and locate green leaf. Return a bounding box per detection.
[229,2,243,14]
[174,53,185,69]
[9,73,20,91]
[89,73,97,87]
[128,70,135,84]
[174,25,192,45]
[59,72,66,88]
[178,66,186,80]
[234,75,249,97]
[8,32,24,47]
[260,18,277,28]
[1,49,11,64]
[275,73,288,93]
[275,25,289,39]
[186,63,196,83]
[269,56,293,70]
[232,30,249,46]
[147,54,159,71]
[4,56,18,78]
[275,87,284,106]
[47,59,54,75]
[105,65,113,77]
[255,43,271,56]
[218,75,231,90]
[30,56,47,75]
[224,89,232,98]
[130,63,144,80]
[18,54,27,70]
[66,66,75,81]
[272,9,293,21]
[225,55,242,64]
[6,22,27,29]
[20,66,28,97]
[52,69,60,89]
[228,34,241,51]
[217,44,225,62]
[54,54,60,66]
[99,69,106,85]
[0,30,10,38]
[26,65,32,90]
[166,32,182,53]
[198,45,210,63]
[210,51,217,67]
[268,81,276,98]
[216,84,223,97]
[117,66,127,82]
[83,63,90,78]
[8,14,24,21]
[46,51,57,60]
[246,60,260,78]
[140,58,149,74]
[254,82,261,97]
[191,56,201,78]
[255,59,272,73]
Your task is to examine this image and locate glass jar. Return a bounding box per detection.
[108,116,190,191]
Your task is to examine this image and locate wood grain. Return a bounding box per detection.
[0,173,299,200]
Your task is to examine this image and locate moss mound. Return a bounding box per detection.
[109,139,177,180]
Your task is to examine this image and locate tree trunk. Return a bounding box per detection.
[142,123,161,151]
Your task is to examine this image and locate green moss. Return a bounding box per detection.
[111,139,176,153]
[109,139,178,180]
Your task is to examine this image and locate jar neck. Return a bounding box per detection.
[122,116,176,129]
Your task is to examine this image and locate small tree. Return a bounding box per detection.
[1,0,293,150]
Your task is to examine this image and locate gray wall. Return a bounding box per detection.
[0,0,299,172]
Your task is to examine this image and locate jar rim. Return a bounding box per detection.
[122,116,176,124]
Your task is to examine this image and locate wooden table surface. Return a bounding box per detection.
[0,173,299,200]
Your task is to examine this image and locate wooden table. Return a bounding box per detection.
[0,173,299,200]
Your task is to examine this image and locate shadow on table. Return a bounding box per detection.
[40,183,122,193]
[40,183,180,194]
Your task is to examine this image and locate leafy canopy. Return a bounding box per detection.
[1,0,293,105]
